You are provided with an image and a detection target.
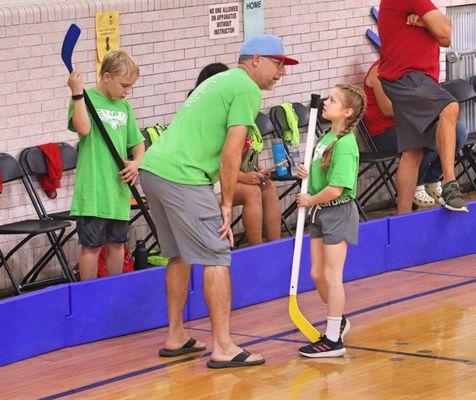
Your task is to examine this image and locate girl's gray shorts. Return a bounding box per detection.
[308,201,359,245]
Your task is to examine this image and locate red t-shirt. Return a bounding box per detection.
[363,61,396,137]
[378,0,440,82]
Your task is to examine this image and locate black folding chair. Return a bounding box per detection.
[356,120,399,213]
[441,79,476,191]
[269,102,313,230]
[0,153,74,295]
[20,143,79,249]
[21,140,159,257]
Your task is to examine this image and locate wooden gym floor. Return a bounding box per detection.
[1,254,475,400]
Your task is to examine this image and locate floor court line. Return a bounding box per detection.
[39,276,476,400]
[398,269,476,279]
[273,337,475,364]
[222,277,476,343]
[38,353,211,400]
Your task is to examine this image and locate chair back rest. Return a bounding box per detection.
[254,112,275,138]
[441,79,476,103]
[140,128,153,150]
[140,124,167,150]
[292,102,310,128]
[269,105,289,139]
[470,75,476,93]
[357,120,379,152]
[0,153,23,183]
[317,97,331,125]
[19,143,78,176]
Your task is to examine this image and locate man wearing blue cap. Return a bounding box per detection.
[140,34,298,368]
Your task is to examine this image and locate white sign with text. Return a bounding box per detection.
[209,3,240,39]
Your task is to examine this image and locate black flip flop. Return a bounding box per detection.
[206,350,265,369]
[158,338,206,357]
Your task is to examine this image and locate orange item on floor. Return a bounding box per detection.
[97,244,134,277]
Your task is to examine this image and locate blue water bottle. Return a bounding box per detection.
[272,139,288,176]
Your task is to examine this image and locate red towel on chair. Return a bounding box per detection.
[38,143,63,199]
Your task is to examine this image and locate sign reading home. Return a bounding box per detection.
[209,3,239,39]
[244,0,264,40]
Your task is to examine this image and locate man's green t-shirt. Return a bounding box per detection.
[68,88,144,221]
[141,68,262,185]
[308,132,359,201]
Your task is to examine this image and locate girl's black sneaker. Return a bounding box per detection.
[298,335,346,358]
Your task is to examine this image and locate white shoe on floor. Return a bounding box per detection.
[425,181,442,201]
[414,185,435,207]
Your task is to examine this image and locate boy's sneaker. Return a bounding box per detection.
[439,180,468,212]
[340,316,350,339]
[425,181,442,201]
[298,335,346,358]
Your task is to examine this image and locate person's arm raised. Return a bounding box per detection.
[68,71,91,136]
[421,9,452,47]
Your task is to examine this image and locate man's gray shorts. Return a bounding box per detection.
[140,170,231,266]
[381,72,458,152]
[308,201,359,245]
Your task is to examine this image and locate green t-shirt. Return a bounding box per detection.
[141,68,262,185]
[308,132,359,201]
[68,88,144,220]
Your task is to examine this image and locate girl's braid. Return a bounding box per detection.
[320,84,367,170]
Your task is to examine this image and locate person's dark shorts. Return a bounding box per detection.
[308,201,359,245]
[381,72,458,153]
[76,216,129,248]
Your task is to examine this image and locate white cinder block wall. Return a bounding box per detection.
[0,0,474,290]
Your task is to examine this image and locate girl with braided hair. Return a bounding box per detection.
[296,83,366,358]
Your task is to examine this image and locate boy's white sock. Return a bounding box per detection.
[325,316,342,342]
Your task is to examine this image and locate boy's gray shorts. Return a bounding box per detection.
[139,170,231,266]
[308,201,359,245]
[381,72,457,153]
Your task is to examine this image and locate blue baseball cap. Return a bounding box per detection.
[240,34,299,65]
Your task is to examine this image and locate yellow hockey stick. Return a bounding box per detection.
[289,94,321,343]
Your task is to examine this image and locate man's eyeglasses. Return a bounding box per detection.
[263,56,285,69]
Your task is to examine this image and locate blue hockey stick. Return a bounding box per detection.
[371,6,378,23]
[366,29,381,51]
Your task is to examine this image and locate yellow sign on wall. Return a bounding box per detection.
[95,11,120,81]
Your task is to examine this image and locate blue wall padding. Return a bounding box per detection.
[386,203,476,271]
[1,202,476,365]
[65,267,169,346]
[230,239,293,308]
[0,286,69,366]
[187,238,295,320]
[344,218,388,281]
[297,234,314,293]
[188,237,305,320]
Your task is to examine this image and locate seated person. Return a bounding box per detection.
[187,62,229,97]
[364,60,468,207]
[190,63,282,245]
[234,128,282,245]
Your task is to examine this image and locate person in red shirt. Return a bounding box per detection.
[378,0,467,213]
[364,60,468,208]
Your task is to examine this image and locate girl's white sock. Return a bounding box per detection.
[325,316,342,342]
